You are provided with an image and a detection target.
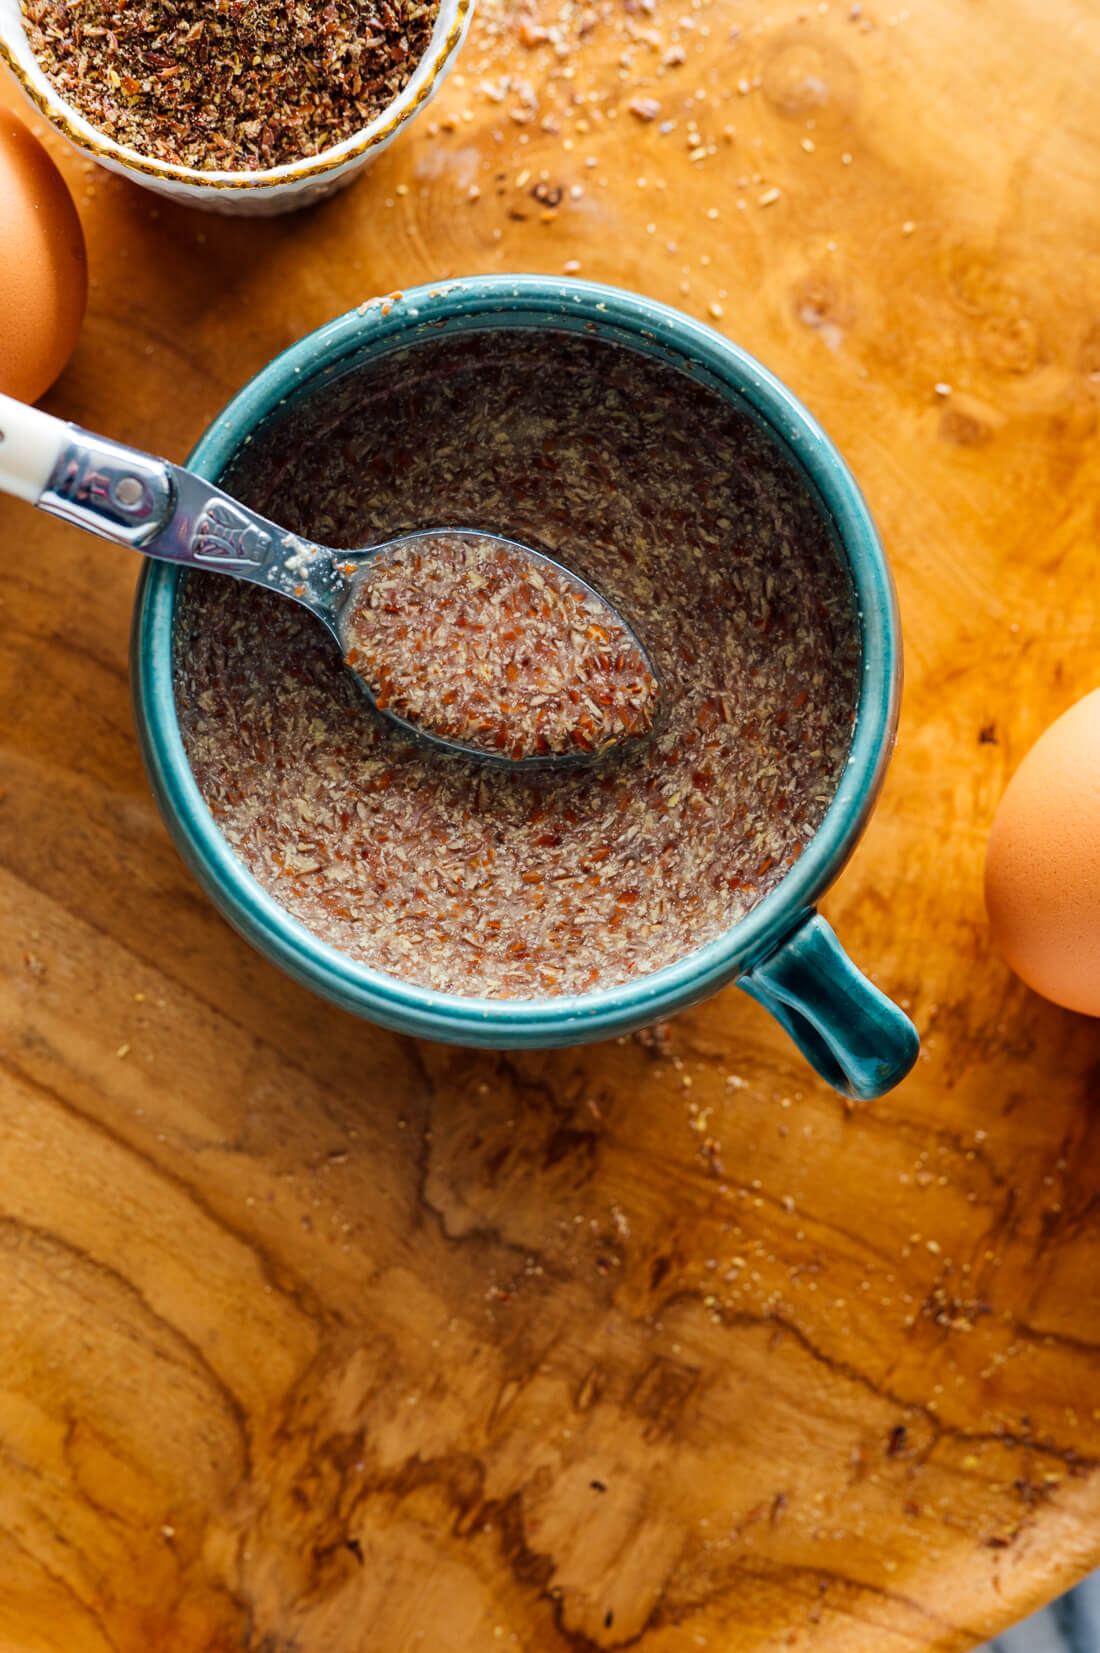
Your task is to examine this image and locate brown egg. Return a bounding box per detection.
[985,688,1100,1015]
[0,108,87,403]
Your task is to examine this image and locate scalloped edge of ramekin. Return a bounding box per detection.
[0,0,473,212]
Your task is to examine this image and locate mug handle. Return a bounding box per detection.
[738,912,919,1100]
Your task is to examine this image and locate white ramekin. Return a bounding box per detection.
[0,0,473,215]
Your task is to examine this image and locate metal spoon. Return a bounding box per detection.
[0,393,659,765]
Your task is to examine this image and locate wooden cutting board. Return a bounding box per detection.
[2,0,1099,1648]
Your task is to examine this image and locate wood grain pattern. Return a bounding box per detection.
[2,0,1100,1647]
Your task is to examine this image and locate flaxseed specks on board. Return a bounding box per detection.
[342,531,659,760]
[21,0,441,170]
[175,329,859,999]
[417,0,899,326]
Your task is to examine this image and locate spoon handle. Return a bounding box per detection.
[0,390,175,541]
[0,393,71,502]
[0,391,296,591]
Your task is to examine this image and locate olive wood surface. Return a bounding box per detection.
[2,0,1100,1648]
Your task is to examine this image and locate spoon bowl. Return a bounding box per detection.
[335,528,662,767]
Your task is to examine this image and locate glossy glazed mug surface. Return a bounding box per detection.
[131,276,919,1096]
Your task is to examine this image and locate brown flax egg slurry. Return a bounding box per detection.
[174,329,860,999]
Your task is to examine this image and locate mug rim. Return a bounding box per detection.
[0,0,472,192]
[132,275,900,1044]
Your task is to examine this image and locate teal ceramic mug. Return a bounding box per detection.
[131,275,918,1099]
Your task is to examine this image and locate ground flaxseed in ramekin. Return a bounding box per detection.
[173,329,861,1000]
[20,0,441,171]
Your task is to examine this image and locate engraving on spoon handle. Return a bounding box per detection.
[142,464,291,580]
[39,429,176,549]
[38,423,344,638]
[142,464,350,640]
[38,427,281,576]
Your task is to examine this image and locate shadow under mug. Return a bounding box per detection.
[131,276,919,1099]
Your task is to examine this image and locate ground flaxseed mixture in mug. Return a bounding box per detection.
[174,329,860,998]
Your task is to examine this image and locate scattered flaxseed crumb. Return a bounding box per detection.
[116,1043,131,1059]
[628,96,661,122]
[758,186,782,207]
